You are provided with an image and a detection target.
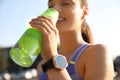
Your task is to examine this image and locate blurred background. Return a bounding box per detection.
[0,0,120,80]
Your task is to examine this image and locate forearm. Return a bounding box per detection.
[47,68,72,80]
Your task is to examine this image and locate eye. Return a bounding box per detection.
[48,2,54,8]
[48,5,53,8]
[62,2,70,6]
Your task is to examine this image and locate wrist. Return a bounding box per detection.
[41,54,68,73]
[41,52,58,61]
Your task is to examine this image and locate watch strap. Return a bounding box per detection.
[42,58,55,73]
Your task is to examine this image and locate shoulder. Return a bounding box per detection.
[78,44,114,69]
[78,44,109,62]
[78,44,114,79]
[89,43,108,52]
[78,43,109,67]
[84,43,114,72]
[85,44,108,57]
[83,43,113,63]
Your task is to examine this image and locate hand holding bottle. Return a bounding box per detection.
[10,8,59,67]
[29,9,59,61]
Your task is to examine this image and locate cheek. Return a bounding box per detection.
[68,11,82,25]
[68,6,82,20]
[73,8,83,22]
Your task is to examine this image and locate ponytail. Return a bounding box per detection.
[81,21,94,44]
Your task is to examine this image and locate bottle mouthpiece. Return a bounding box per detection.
[41,8,59,25]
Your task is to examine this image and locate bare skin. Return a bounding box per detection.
[30,0,114,80]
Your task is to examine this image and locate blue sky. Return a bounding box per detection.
[0,0,120,58]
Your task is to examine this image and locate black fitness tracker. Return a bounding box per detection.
[42,54,68,73]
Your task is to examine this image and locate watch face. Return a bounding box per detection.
[55,55,68,69]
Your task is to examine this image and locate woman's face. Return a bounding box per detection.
[48,0,85,32]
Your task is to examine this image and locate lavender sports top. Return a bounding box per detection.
[39,44,89,80]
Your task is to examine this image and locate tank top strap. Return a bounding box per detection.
[69,43,89,62]
[39,44,90,80]
[66,43,89,80]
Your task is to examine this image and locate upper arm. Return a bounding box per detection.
[84,44,114,80]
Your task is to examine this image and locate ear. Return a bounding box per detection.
[81,6,88,20]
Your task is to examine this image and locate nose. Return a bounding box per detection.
[53,4,61,12]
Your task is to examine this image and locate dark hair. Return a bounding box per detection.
[80,0,94,44]
[81,21,94,44]
[114,56,120,72]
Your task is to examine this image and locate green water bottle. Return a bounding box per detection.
[9,8,59,67]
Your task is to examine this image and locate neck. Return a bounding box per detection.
[59,30,86,55]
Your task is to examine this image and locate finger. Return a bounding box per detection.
[30,19,51,34]
[30,17,58,34]
[38,16,58,33]
[29,22,48,34]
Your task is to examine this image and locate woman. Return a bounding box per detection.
[30,0,114,80]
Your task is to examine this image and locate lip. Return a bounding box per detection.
[57,17,66,22]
